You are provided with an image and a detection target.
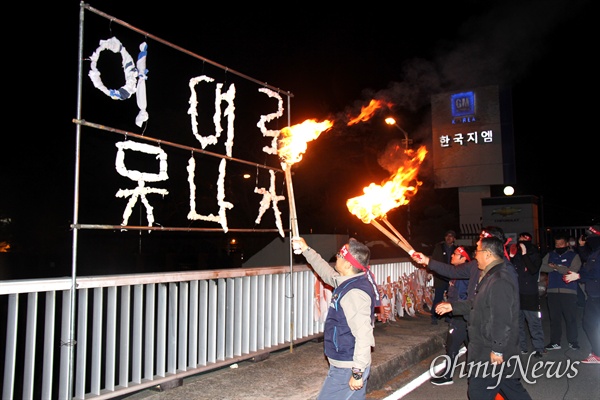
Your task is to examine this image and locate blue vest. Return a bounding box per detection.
[448,278,469,302]
[547,249,578,291]
[323,275,376,361]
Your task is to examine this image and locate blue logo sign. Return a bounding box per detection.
[451,92,475,124]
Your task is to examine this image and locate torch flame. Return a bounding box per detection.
[347,99,393,126]
[347,146,427,223]
[278,119,333,167]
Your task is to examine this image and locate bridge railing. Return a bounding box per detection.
[0,258,417,400]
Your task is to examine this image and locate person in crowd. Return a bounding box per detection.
[428,230,457,325]
[509,232,545,358]
[568,236,579,251]
[568,235,586,307]
[564,224,600,363]
[412,226,514,320]
[292,236,379,399]
[435,236,532,400]
[577,225,599,261]
[540,232,582,351]
[430,245,472,386]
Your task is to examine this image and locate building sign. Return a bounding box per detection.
[431,85,516,189]
[482,195,540,245]
[451,91,476,122]
[439,130,493,147]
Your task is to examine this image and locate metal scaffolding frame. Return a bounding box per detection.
[70,3,296,398]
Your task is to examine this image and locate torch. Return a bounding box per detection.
[278,119,333,253]
[282,165,299,238]
[347,146,427,257]
[370,218,414,255]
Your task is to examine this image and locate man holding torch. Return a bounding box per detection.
[411,227,530,399]
[292,236,379,399]
[410,226,513,318]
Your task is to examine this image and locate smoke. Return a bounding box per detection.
[348,0,590,118]
[435,0,589,89]
[332,0,591,175]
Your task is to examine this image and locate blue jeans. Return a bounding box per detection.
[317,365,371,400]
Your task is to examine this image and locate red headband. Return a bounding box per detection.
[589,226,600,236]
[503,237,512,260]
[520,234,532,241]
[338,244,380,302]
[339,245,368,272]
[456,246,471,262]
[480,230,511,260]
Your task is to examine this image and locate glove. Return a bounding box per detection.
[519,243,527,255]
[292,237,302,254]
[509,244,518,257]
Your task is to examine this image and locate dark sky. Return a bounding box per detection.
[2,0,597,275]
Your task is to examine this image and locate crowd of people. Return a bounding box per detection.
[289,223,600,399]
[417,224,600,399]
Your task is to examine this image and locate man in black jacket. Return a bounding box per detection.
[436,236,532,400]
[428,230,457,324]
[412,226,511,319]
[564,224,600,363]
[510,232,545,357]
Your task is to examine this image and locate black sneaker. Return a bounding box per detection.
[533,351,543,358]
[430,376,453,386]
[569,342,580,350]
[520,350,528,355]
[545,343,561,350]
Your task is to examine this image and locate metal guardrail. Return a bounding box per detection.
[0,259,417,399]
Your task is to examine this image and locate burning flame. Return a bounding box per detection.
[347,99,393,126]
[347,146,428,223]
[278,119,333,167]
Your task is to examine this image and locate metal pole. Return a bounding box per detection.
[394,123,412,239]
[395,124,410,150]
[73,119,284,174]
[67,3,86,398]
[285,97,296,353]
[82,3,293,99]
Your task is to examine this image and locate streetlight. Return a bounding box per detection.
[384,117,413,240]
[384,117,413,149]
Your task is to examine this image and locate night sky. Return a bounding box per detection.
[1,0,596,277]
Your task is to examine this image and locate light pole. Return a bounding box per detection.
[384,116,413,239]
[384,117,413,149]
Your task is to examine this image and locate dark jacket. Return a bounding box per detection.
[428,259,479,301]
[578,236,600,262]
[453,259,521,373]
[427,257,518,319]
[578,237,600,298]
[429,242,457,286]
[448,278,469,302]
[511,241,542,310]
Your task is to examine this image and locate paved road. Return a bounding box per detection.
[369,297,600,400]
